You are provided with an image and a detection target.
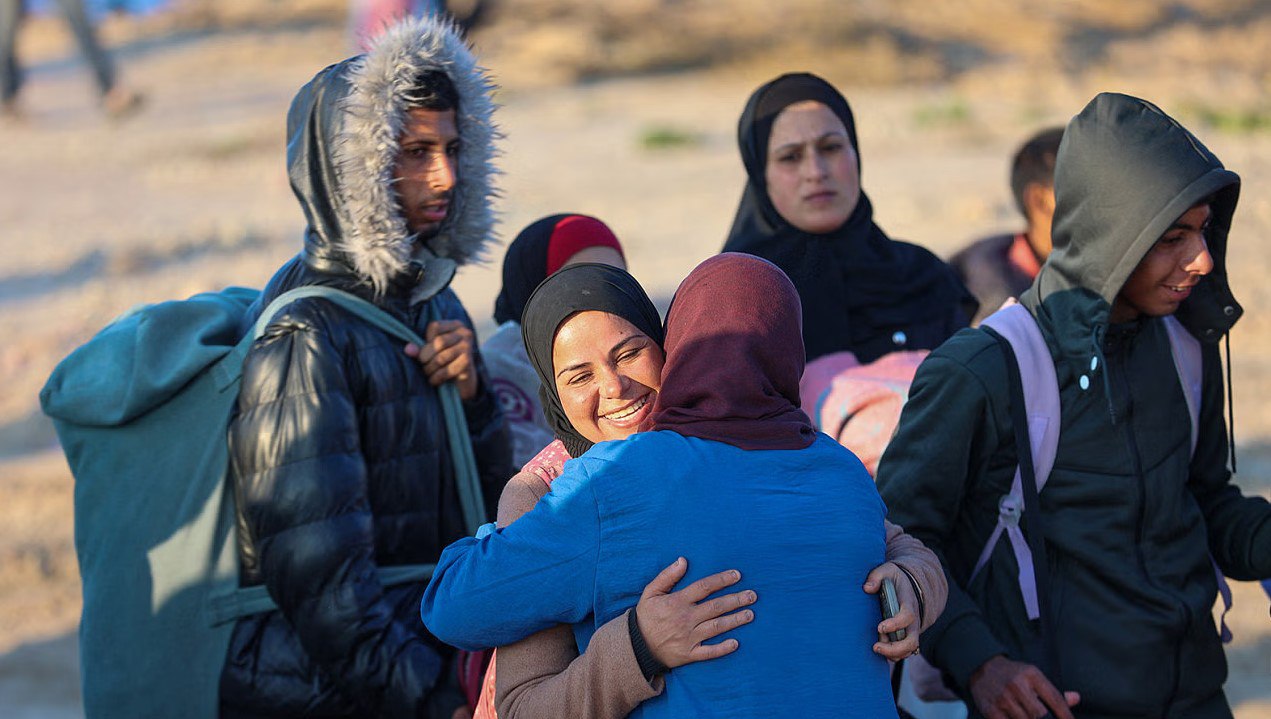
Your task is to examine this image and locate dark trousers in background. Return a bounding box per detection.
[0,0,116,102]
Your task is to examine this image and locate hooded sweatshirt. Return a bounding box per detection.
[219,18,513,718]
[877,93,1271,719]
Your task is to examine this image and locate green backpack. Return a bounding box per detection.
[39,285,486,719]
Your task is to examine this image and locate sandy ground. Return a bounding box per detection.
[1,1,1269,715]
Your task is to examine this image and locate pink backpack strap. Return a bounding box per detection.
[1162,316,1244,642]
[1163,316,1202,454]
[972,302,1061,621]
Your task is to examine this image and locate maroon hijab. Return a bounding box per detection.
[649,253,816,450]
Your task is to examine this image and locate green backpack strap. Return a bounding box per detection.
[420,300,488,536]
[208,564,437,626]
[254,286,487,533]
[213,286,487,625]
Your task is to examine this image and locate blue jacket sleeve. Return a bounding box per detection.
[421,459,603,651]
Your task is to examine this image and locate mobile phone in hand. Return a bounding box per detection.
[879,577,907,643]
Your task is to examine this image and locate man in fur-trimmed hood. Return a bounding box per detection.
[219,18,513,717]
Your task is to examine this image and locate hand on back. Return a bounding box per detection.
[635,557,757,669]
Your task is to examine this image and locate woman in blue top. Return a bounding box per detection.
[424,253,899,717]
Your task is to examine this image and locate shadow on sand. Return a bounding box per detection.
[0,632,81,719]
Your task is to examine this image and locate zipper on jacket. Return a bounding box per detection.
[1111,337,1185,716]
[1164,604,1192,717]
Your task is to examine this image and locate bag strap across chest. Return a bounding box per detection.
[251,286,488,532]
[210,286,487,625]
[972,302,1221,631]
[905,303,1219,705]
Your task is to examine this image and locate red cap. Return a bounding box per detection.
[545,215,625,276]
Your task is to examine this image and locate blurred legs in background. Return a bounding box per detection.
[0,0,25,116]
[0,0,141,120]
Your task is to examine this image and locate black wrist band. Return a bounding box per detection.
[894,562,926,627]
[628,606,670,681]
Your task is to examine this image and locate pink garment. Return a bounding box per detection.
[472,657,498,719]
[350,0,416,51]
[521,438,570,486]
[472,438,570,719]
[801,350,929,476]
[798,350,861,416]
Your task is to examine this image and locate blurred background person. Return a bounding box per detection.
[0,0,141,120]
[949,127,1064,325]
[484,213,626,466]
[351,0,432,51]
[722,71,976,365]
[349,0,484,51]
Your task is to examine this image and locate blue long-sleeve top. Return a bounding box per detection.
[422,430,898,718]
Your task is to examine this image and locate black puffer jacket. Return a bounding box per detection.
[219,18,512,718]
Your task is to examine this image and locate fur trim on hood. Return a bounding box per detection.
[286,16,500,301]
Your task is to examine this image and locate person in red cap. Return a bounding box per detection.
[484,213,627,465]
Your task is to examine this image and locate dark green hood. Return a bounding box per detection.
[1022,92,1241,348]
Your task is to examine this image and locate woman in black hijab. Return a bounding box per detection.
[482,214,625,465]
[475,263,757,719]
[466,262,944,718]
[520,263,664,459]
[723,72,975,363]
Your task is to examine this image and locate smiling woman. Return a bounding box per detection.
[456,261,947,719]
[551,311,662,444]
[520,263,665,457]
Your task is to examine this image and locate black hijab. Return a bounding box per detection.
[722,72,975,363]
[521,263,664,458]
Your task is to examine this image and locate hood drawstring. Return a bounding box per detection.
[1092,323,1118,426]
[1225,331,1237,473]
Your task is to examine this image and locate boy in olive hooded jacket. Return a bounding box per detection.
[877,93,1271,719]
